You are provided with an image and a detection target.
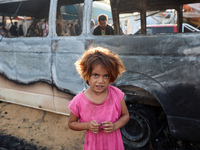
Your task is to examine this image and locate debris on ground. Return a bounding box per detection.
[0,102,85,150]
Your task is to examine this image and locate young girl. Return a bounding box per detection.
[68,47,130,150]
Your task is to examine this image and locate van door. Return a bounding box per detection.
[51,0,86,94]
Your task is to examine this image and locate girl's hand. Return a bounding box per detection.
[102,121,115,133]
[87,120,100,134]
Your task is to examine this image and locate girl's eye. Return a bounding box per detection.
[93,74,98,77]
[104,75,109,78]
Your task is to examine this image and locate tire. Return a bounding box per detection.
[121,103,158,150]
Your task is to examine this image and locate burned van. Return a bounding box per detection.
[0,0,200,149]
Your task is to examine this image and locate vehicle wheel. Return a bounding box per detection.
[121,103,158,150]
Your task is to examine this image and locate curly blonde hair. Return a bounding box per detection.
[75,47,125,83]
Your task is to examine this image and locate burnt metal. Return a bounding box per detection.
[110,0,199,13]
[0,0,50,18]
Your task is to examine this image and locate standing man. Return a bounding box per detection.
[42,20,49,37]
[64,23,71,36]
[70,23,76,36]
[10,22,18,36]
[93,14,114,35]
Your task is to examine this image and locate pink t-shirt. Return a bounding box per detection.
[68,85,125,150]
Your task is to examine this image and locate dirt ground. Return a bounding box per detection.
[0,101,85,150]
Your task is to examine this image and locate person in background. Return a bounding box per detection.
[10,22,18,36]
[18,24,24,36]
[93,14,114,35]
[70,23,76,36]
[2,17,10,34]
[64,23,71,36]
[68,47,129,150]
[34,21,42,37]
[0,23,6,36]
[42,20,49,37]
[90,19,95,33]
[0,21,9,37]
[75,24,81,35]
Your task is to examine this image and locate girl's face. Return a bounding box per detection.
[88,64,110,95]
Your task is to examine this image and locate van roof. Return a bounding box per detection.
[0,0,50,18]
[112,0,200,13]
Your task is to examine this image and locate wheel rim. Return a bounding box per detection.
[121,110,151,147]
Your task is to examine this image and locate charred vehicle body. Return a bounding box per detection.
[0,0,200,149]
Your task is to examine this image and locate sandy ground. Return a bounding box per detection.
[0,101,85,150]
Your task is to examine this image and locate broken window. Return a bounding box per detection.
[0,0,50,37]
[120,12,141,35]
[121,10,178,35]
[56,0,84,36]
[91,0,113,35]
[119,3,200,35]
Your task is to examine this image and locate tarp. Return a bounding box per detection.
[62,5,81,20]
[188,3,200,14]
[92,2,112,20]
[61,2,112,21]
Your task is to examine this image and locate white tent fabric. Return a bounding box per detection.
[188,3,200,14]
